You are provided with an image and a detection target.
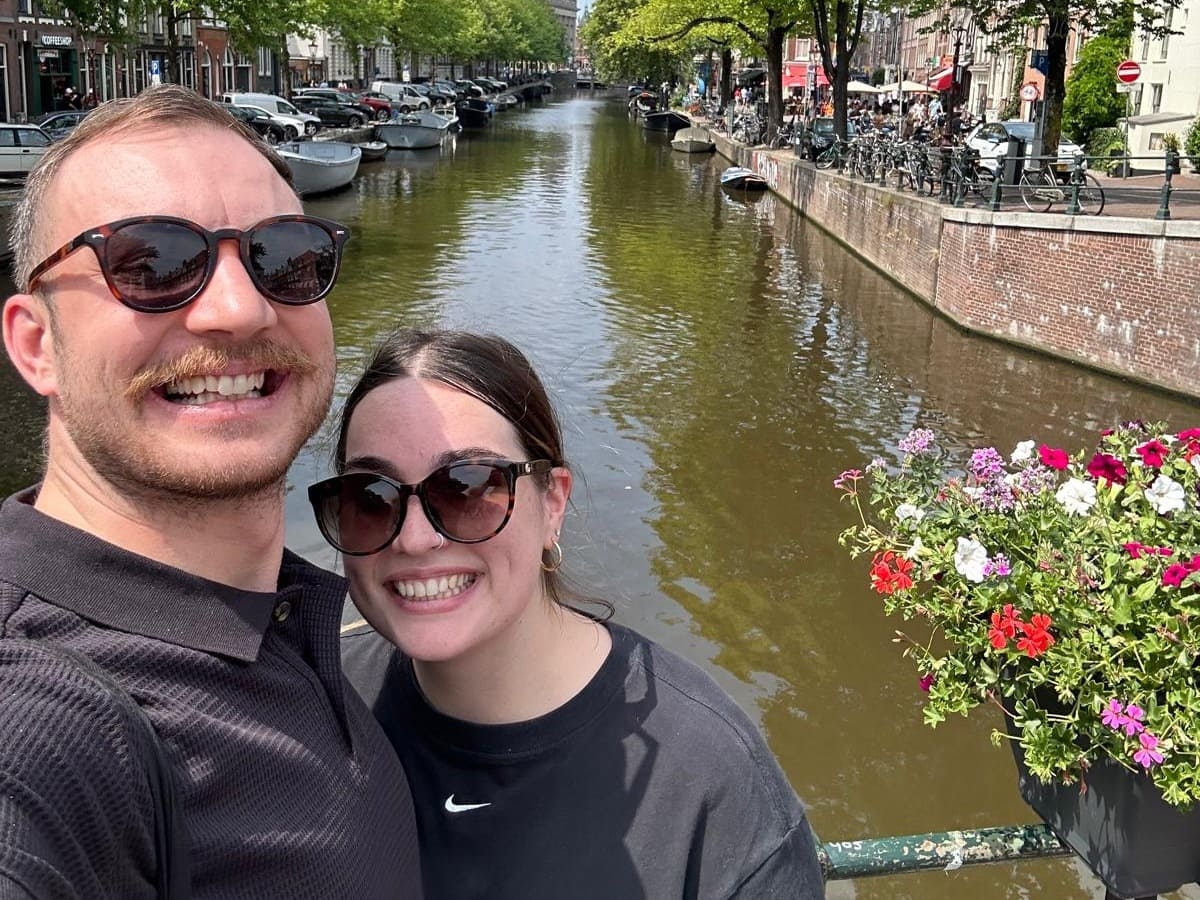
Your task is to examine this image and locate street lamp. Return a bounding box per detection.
[308,40,317,85]
[949,20,967,119]
[891,6,903,123]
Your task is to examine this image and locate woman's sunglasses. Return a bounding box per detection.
[26,214,350,313]
[308,458,553,556]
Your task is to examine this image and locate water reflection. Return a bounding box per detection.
[2,96,1197,899]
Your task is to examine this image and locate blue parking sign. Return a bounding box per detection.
[150,59,160,76]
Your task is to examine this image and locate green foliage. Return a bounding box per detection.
[1086,125,1123,156]
[870,66,885,86]
[1186,119,1200,161]
[836,422,1200,808]
[1062,33,1126,146]
[579,0,684,84]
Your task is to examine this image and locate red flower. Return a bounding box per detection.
[919,673,935,693]
[1177,428,1200,441]
[1039,445,1069,470]
[1163,564,1191,588]
[1135,440,1170,469]
[1086,453,1128,485]
[870,551,914,595]
[1124,542,1145,559]
[1016,614,1055,658]
[988,604,1023,650]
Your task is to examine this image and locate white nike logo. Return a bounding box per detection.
[444,794,492,813]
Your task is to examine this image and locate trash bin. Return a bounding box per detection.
[1003,137,1026,185]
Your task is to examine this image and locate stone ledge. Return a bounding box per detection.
[941,206,1200,238]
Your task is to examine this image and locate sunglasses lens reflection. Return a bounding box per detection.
[249,220,339,304]
[426,464,510,541]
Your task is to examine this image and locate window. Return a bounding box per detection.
[18,129,49,147]
[1140,31,1150,59]
[257,47,272,77]
[1149,133,1164,150]
[1151,83,1162,113]
[1159,9,1172,58]
[17,0,31,14]
[0,130,15,147]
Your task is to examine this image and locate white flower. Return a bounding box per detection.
[962,485,984,499]
[904,536,923,560]
[1145,474,1186,515]
[1056,478,1097,516]
[954,537,989,583]
[1010,440,1036,465]
[895,503,925,523]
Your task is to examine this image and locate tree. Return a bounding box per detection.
[910,0,1178,173]
[579,0,683,86]
[1061,32,1125,144]
[808,0,870,140]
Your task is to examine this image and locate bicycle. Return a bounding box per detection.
[1019,164,1105,215]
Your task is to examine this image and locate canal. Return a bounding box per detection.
[4,94,1200,897]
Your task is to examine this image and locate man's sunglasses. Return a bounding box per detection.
[308,458,553,556]
[26,215,350,313]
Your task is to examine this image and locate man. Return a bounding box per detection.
[0,85,422,897]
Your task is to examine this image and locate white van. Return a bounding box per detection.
[220,93,319,138]
[367,81,429,113]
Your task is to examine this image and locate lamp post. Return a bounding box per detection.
[949,21,967,119]
[308,40,317,86]
[891,6,903,123]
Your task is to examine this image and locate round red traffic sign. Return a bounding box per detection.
[1116,60,1141,84]
[1019,83,1039,102]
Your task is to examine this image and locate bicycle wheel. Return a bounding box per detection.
[1019,169,1059,213]
[1076,172,1106,216]
[815,147,838,170]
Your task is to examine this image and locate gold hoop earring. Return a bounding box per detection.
[541,540,564,573]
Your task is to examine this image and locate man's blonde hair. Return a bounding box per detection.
[10,84,294,291]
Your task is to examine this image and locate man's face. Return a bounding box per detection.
[22,124,336,502]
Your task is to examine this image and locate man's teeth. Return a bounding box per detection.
[165,372,266,405]
[391,573,475,600]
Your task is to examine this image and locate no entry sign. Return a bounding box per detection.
[1116,60,1142,84]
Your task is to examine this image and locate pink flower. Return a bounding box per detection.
[1133,731,1164,769]
[1038,445,1069,470]
[1135,440,1170,469]
[1163,564,1190,588]
[1086,453,1128,485]
[833,469,862,490]
[1101,699,1124,729]
[919,673,935,693]
[1124,542,1145,559]
[1122,704,1146,736]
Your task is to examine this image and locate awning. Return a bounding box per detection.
[926,67,954,92]
[782,63,830,89]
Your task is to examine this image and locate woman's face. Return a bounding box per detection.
[341,376,570,664]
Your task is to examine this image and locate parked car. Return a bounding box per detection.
[432,79,465,101]
[965,120,1085,179]
[455,79,486,99]
[0,124,51,177]
[801,117,857,160]
[367,81,430,113]
[32,110,89,142]
[292,95,368,128]
[473,76,507,93]
[413,82,457,106]
[224,104,287,145]
[221,92,319,137]
[293,88,376,120]
[238,103,315,140]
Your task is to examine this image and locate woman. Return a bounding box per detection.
[312,329,824,900]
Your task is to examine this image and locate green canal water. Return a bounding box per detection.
[3,95,1199,898]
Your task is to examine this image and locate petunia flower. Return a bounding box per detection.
[1145,474,1186,516]
[1056,478,1097,516]
[1086,453,1128,485]
[895,503,925,523]
[954,537,988,583]
[1010,440,1036,465]
[1135,440,1170,469]
[1038,445,1070,470]
[1162,564,1190,588]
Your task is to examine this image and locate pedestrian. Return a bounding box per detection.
[82,89,98,110]
[324,328,827,900]
[64,86,82,110]
[0,85,422,898]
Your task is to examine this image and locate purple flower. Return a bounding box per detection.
[977,481,1016,512]
[833,469,862,490]
[969,447,1006,481]
[919,673,935,693]
[983,554,1012,578]
[1015,465,1058,496]
[1121,703,1146,736]
[1102,699,1124,729]
[1133,731,1164,769]
[899,428,936,456]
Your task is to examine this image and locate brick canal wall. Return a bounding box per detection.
[711,130,1200,399]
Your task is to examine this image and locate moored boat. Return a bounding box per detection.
[276,141,361,196]
[455,98,492,128]
[642,110,690,133]
[354,140,389,162]
[671,126,715,153]
[375,109,457,150]
[720,166,769,191]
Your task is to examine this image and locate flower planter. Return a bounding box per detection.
[1009,733,1200,897]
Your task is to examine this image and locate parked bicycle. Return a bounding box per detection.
[1019,159,1105,215]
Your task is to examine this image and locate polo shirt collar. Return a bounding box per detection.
[0,487,345,662]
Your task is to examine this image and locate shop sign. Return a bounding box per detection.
[40,34,73,47]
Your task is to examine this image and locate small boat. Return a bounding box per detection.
[642,111,690,133]
[671,126,715,153]
[455,98,492,128]
[631,91,659,114]
[375,109,457,150]
[720,166,769,191]
[276,141,361,196]
[354,141,389,162]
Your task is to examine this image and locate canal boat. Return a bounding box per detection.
[375,110,458,150]
[720,166,769,191]
[642,110,690,134]
[276,141,361,196]
[354,141,389,162]
[630,91,659,114]
[455,98,493,128]
[671,126,715,153]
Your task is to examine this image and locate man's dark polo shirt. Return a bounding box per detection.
[0,488,422,898]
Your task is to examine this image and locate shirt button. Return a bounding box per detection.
[272,601,292,623]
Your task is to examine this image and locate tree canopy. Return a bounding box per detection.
[1061,31,1126,144]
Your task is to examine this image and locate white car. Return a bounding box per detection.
[0,124,51,177]
[240,104,317,141]
[965,120,1085,179]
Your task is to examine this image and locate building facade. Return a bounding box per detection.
[1125,0,1198,161]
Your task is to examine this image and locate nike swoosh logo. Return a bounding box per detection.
[444,794,492,813]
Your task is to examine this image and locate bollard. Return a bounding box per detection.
[1065,153,1084,215]
[1155,150,1176,221]
[953,147,967,208]
[939,146,953,202]
[988,154,1005,211]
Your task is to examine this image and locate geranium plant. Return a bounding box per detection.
[836,422,1200,808]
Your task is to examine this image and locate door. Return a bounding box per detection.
[0,128,20,177]
[17,127,50,173]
